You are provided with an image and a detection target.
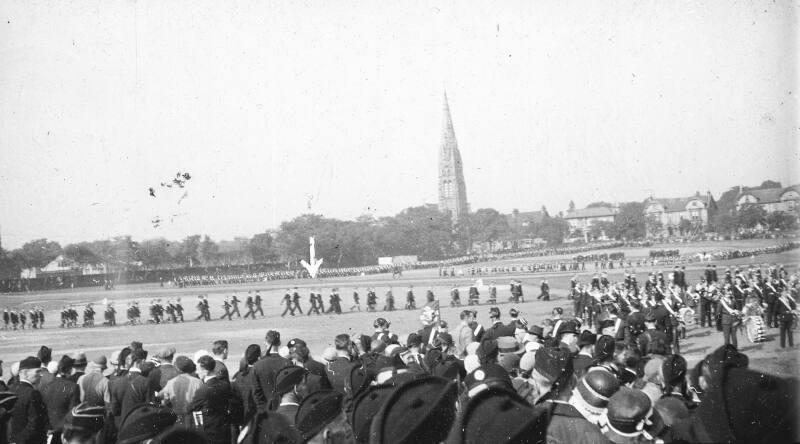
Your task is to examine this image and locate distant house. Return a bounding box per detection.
[505,210,546,231]
[736,185,800,215]
[644,192,717,236]
[31,255,106,278]
[564,206,618,237]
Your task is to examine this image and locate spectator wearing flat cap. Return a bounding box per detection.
[603,387,653,444]
[67,352,87,384]
[295,390,350,443]
[10,356,47,444]
[77,355,109,407]
[252,330,291,412]
[147,347,177,394]
[482,307,516,341]
[189,355,235,444]
[158,356,202,426]
[573,331,597,378]
[40,355,81,444]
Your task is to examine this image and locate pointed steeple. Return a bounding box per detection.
[438,90,469,222]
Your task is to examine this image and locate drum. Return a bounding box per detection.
[679,307,696,326]
[745,316,766,343]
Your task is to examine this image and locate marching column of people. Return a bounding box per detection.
[2,286,798,444]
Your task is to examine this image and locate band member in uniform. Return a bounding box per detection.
[468,283,480,305]
[244,292,256,319]
[220,297,233,321]
[405,286,416,310]
[254,291,264,317]
[292,288,304,315]
[175,298,184,322]
[450,284,461,307]
[765,279,780,328]
[366,288,377,312]
[488,281,497,304]
[202,296,211,321]
[538,280,550,301]
[350,288,361,312]
[281,290,294,317]
[230,293,242,318]
[307,289,320,316]
[383,288,395,311]
[718,290,740,348]
[775,290,797,348]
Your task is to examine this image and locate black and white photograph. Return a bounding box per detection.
[0,1,798,443]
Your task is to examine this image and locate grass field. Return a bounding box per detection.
[0,239,798,379]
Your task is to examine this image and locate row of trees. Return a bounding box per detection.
[1,190,796,275]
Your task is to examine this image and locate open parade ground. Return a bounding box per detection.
[1,238,798,378]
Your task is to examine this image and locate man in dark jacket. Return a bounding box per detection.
[190,355,234,444]
[252,330,291,412]
[482,307,516,341]
[40,355,81,444]
[119,350,152,424]
[10,357,47,444]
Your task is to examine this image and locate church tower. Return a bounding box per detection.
[438,91,469,222]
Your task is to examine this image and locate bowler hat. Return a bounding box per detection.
[533,347,572,383]
[274,366,307,397]
[19,356,41,371]
[578,331,597,348]
[606,387,652,434]
[578,369,620,409]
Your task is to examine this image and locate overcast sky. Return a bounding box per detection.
[0,0,797,249]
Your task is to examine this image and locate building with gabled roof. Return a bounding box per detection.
[736,185,799,215]
[564,205,619,239]
[644,192,717,236]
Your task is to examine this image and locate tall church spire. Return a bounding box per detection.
[438,90,469,222]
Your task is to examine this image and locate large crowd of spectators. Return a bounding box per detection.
[2,277,797,444]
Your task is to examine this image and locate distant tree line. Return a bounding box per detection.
[0,180,795,275]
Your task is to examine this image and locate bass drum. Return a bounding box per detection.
[745,316,766,343]
[679,307,696,327]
